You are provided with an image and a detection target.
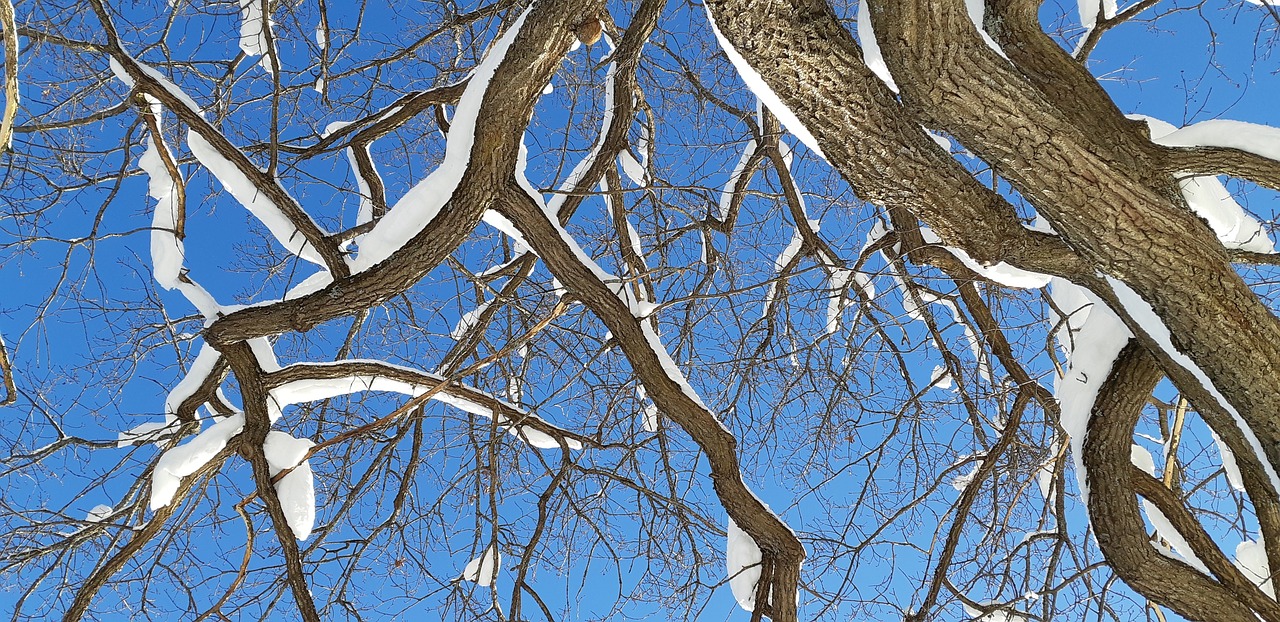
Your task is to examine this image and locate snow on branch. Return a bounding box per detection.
[264,360,586,450]
[726,517,764,612]
[119,344,223,447]
[137,104,224,319]
[351,4,538,272]
[1154,118,1280,164]
[704,5,826,159]
[105,51,342,273]
[262,430,316,540]
[1105,276,1280,499]
[460,544,501,587]
[920,227,1052,289]
[1134,115,1275,254]
[1049,277,1130,504]
[150,412,244,510]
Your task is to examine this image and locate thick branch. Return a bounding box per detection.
[1085,342,1265,622]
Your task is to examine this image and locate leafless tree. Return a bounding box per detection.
[2,0,1279,620]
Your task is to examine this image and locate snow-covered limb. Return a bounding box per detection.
[919,227,1052,289]
[263,431,316,540]
[1133,115,1275,253]
[704,5,826,159]
[461,544,501,587]
[351,4,538,272]
[187,130,328,266]
[1154,118,1280,164]
[104,48,346,275]
[496,185,805,618]
[726,517,763,611]
[1105,276,1280,499]
[1077,0,1117,30]
[119,344,225,447]
[1049,277,1130,504]
[264,360,588,450]
[150,413,244,510]
[451,298,495,341]
[237,0,274,74]
[1130,444,1211,574]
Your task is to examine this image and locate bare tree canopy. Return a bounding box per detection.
[2,0,1280,620]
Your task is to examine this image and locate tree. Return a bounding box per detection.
[1,0,1279,620]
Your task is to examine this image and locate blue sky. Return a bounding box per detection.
[2,0,1280,620]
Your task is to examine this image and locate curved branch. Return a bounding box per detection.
[1084,342,1269,622]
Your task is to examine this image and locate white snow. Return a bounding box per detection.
[187,130,328,266]
[1131,443,1211,574]
[481,210,533,255]
[962,603,1029,622]
[619,149,646,186]
[763,230,804,318]
[920,227,1052,289]
[85,504,113,523]
[247,336,282,373]
[931,365,953,390]
[461,544,501,586]
[314,23,326,50]
[1235,538,1275,597]
[704,7,826,159]
[1209,427,1246,491]
[1154,118,1280,164]
[726,517,763,611]
[263,430,316,540]
[451,299,493,340]
[138,103,223,318]
[1078,0,1117,29]
[856,0,899,93]
[717,137,757,223]
[120,344,223,447]
[1133,115,1274,253]
[150,413,245,510]
[826,268,853,335]
[641,403,660,433]
[951,465,978,492]
[1106,276,1280,500]
[267,365,581,450]
[1050,278,1130,503]
[238,0,273,73]
[352,4,537,272]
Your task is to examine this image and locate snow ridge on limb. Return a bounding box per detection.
[265,360,585,450]
[352,3,539,272]
[238,0,274,73]
[262,430,316,540]
[119,344,223,447]
[1132,115,1275,254]
[1104,277,1280,499]
[495,186,804,619]
[105,50,340,272]
[727,517,764,610]
[704,5,826,160]
[461,544,501,586]
[1130,444,1212,574]
[187,130,328,266]
[1155,119,1280,164]
[1078,0,1118,30]
[1049,277,1130,504]
[150,413,245,510]
[920,227,1052,289]
[136,102,223,319]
